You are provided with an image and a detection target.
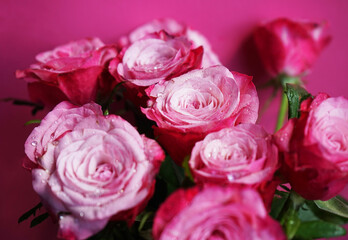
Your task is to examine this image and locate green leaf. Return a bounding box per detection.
[314,196,348,219]
[182,156,194,182]
[30,212,49,227]
[24,119,41,125]
[270,191,289,219]
[295,220,346,239]
[278,191,305,239]
[297,203,320,222]
[305,200,348,225]
[137,211,153,232]
[2,98,44,115]
[18,202,42,223]
[282,209,301,239]
[284,84,311,119]
[158,156,184,195]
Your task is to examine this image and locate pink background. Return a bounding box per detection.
[1,0,348,239]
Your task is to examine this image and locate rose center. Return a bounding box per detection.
[136,42,176,69]
[92,163,115,181]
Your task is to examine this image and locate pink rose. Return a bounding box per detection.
[25,102,165,239]
[253,18,330,77]
[114,31,202,87]
[110,31,203,106]
[124,18,221,68]
[275,93,348,200]
[189,124,278,206]
[153,185,286,240]
[142,66,259,164]
[16,38,118,106]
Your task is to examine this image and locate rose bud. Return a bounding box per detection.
[123,18,221,68]
[189,123,279,207]
[142,65,259,164]
[25,101,165,239]
[109,30,203,106]
[16,38,118,106]
[275,93,348,200]
[253,18,330,77]
[153,185,286,240]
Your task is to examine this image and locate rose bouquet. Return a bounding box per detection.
[12,18,348,240]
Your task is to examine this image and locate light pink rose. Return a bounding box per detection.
[142,66,259,164]
[253,18,330,77]
[110,31,203,106]
[275,93,348,200]
[25,102,165,239]
[189,124,278,206]
[124,18,221,68]
[16,38,118,106]
[153,185,286,240]
[114,31,202,87]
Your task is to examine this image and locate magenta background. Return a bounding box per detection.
[1,0,348,239]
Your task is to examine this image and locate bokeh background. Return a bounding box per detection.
[1,0,347,239]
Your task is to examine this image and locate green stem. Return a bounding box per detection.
[275,91,288,132]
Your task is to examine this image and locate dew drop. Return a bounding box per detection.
[31,141,37,147]
[227,174,235,182]
[52,141,59,146]
[79,212,84,217]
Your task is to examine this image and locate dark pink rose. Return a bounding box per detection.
[275,93,348,200]
[142,66,259,164]
[124,18,221,68]
[189,124,278,206]
[16,38,118,106]
[25,101,165,239]
[153,185,286,240]
[254,18,330,77]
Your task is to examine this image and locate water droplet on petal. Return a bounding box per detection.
[31,141,37,147]
[79,212,84,217]
[227,174,235,182]
[52,141,59,146]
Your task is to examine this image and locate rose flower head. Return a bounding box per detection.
[110,30,203,106]
[153,185,286,240]
[142,65,259,164]
[275,93,348,200]
[25,101,164,239]
[122,18,221,68]
[16,38,118,107]
[253,18,330,77]
[189,123,278,206]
